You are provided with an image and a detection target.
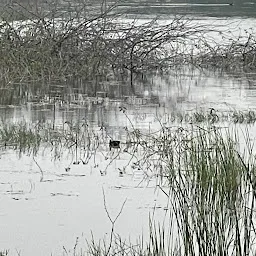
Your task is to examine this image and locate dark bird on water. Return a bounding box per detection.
[109,140,120,150]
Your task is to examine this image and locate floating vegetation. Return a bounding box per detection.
[50,192,79,197]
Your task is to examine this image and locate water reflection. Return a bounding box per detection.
[0,66,255,127]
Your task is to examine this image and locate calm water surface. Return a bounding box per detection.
[1,5,256,256]
[117,0,256,18]
[1,65,256,256]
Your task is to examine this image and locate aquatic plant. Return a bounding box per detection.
[0,121,41,155]
[82,124,256,255]
[154,109,256,124]
[0,119,107,162]
[120,121,256,255]
[1,108,256,159]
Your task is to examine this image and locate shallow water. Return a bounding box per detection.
[1,13,256,256]
[0,147,169,256]
[1,65,256,255]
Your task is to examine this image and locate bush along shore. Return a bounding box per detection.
[0,0,255,90]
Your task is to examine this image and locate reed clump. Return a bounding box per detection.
[118,123,256,255]
[1,108,256,157]
[69,124,256,255]
[158,109,256,124]
[0,119,105,160]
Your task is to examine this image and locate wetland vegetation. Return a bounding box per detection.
[0,0,255,89]
[1,0,256,255]
[2,110,256,255]
[85,125,256,255]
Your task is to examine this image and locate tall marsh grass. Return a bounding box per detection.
[89,123,256,256]
[167,127,256,255]
[0,119,105,160]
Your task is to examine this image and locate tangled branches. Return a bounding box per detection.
[0,0,210,87]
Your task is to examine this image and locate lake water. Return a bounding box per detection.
[117,0,256,18]
[1,2,256,256]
